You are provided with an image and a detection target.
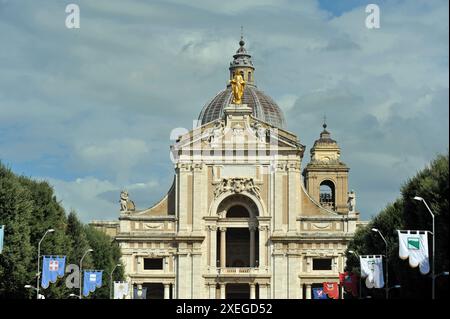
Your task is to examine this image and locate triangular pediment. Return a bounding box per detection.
[172,113,304,158]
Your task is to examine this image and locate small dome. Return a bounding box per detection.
[198,85,286,128]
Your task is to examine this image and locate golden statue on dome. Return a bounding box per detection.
[230,72,246,104]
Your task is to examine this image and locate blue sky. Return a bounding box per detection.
[0,0,448,222]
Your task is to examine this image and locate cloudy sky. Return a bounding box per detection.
[0,0,448,222]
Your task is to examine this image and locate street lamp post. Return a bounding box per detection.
[36,229,54,300]
[348,250,362,299]
[79,249,94,299]
[414,196,436,299]
[110,264,122,299]
[25,284,44,299]
[371,228,389,299]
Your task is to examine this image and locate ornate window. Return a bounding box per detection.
[143,258,163,270]
[312,258,332,270]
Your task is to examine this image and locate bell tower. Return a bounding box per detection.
[303,121,349,214]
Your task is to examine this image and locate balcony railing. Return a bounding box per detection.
[216,267,264,275]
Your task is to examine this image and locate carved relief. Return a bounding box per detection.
[205,120,224,148]
[232,123,244,136]
[214,178,261,199]
[251,122,266,143]
[143,223,164,230]
[311,222,331,230]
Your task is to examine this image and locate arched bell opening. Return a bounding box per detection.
[319,179,336,210]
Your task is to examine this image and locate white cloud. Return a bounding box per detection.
[43,176,162,222]
[0,0,448,222]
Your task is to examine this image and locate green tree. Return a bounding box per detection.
[0,162,123,299]
[0,164,34,299]
[345,153,449,299]
[84,225,124,299]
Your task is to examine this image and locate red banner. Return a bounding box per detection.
[339,272,359,297]
[323,282,339,299]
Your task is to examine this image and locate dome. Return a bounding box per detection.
[198,86,286,128]
[197,36,286,129]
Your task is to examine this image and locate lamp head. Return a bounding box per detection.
[48,229,55,233]
[414,196,423,201]
[24,285,32,289]
[371,228,379,232]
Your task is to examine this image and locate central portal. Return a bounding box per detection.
[216,194,260,268]
[226,284,250,299]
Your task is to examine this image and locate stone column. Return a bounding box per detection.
[306,284,312,300]
[249,225,256,267]
[258,284,268,299]
[220,227,227,268]
[299,283,304,299]
[220,284,226,299]
[258,225,267,269]
[250,283,256,299]
[209,225,217,269]
[164,284,170,299]
[209,284,216,299]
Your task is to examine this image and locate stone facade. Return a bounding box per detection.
[91,38,362,299]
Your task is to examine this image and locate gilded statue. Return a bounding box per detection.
[229,72,246,104]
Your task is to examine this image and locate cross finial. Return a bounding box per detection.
[323,114,327,130]
[239,26,245,47]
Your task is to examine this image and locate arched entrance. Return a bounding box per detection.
[216,194,259,268]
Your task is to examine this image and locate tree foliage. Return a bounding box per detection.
[0,163,123,299]
[345,153,449,299]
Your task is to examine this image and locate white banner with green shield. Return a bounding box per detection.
[397,230,430,274]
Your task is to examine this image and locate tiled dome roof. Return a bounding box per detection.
[198,85,286,128]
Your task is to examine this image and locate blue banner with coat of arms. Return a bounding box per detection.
[312,287,328,299]
[83,270,103,297]
[41,255,66,288]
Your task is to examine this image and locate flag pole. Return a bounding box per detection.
[36,229,54,300]
[79,249,93,299]
[110,264,121,299]
[414,197,435,299]
[371,229,388,299]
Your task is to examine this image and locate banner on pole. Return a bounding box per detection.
[41,255,66,289]
[133,287,147,299]
[397,230,430,274]
[83,270,103,297]
[312,287,328,299]
[114,281,129,299]
[323,282,339,299]
[360,255,384,289]
[339,272,359,297]
[0,225,4,254]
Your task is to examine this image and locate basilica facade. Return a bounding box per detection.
[91,37,362,299]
